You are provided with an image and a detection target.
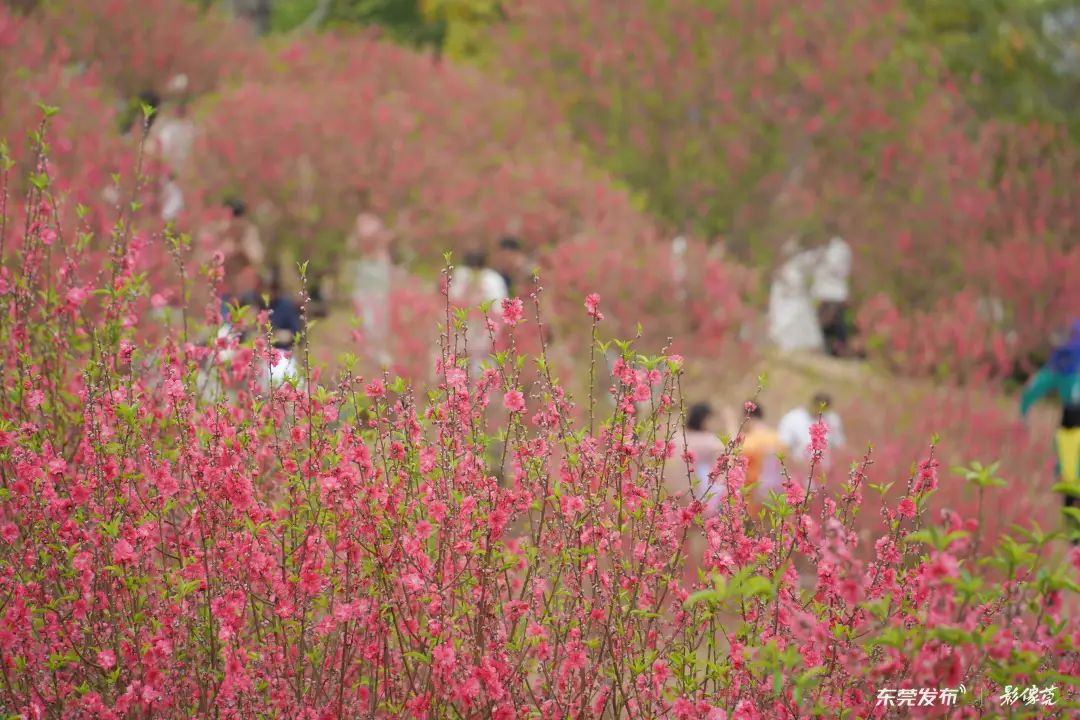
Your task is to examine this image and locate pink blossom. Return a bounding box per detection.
[97,650,116,670]
[299,568,323,595]
[914,457,940,493]
[432,643,456,670]
[560,495,585,518]
[926,552,959,581]
[501,297,524,325]
[112,539,136,564]
[809,420,828,453]
[584,293,604,320]
[65,286,89,307]
[503,390,525,413]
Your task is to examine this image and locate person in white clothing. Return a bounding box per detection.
[671,236,689,304]
[160,174,184,222]
[450,249,508,306]
[768,238,825,353]
[811,235,851,304]
[348,210,396,366]
[150,105,196,177]
[778,392,846,466]
[449,249,508,373]
[810,225,855,357]
[147,75,196,222]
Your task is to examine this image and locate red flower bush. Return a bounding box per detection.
[40,0,258,98]
[1,139,1078,718]
[0,5,134,228]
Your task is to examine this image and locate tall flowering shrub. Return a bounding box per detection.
[192,35,658,256]
[1,143,1079,718]
[39,0,258,99]
[0,5,134,227]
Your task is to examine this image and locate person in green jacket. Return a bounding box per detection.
[1021,320,1080,543]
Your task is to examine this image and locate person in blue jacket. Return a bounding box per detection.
[1021,320,1080,542]
[239,266,304,351]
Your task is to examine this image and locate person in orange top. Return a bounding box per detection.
[739,403,787,516]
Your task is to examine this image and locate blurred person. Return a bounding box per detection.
[449,248,508,373]
[739,403,786,513]
[219,198,265,268]
[450,248,509,340]
[778,392,846,465]
[347,205,396,367]
[251,267,305,389]
[206,267,304,397]
[672,401,728,589]
[768,237,825,353]
[238,267,303,343]
[494,235,535,298]
[671,235,689,304]
[681,402,727,508]
[211,199,263,323]
[220,257,260,325]
[1020,320,1080,542]
[811,223,855,358]
[203,257,258,404]
[160,172,184,223]
[149,75,196,176]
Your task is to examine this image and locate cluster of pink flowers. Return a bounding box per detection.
[1,123,1079,720]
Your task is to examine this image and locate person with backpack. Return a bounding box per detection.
[1021,320,1080,542]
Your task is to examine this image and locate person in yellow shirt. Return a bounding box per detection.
[740,404,787,516]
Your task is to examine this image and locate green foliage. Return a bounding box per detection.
[420,0,502,60]
[905,0,1080,130]
[266,0,502,58]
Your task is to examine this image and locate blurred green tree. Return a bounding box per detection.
[254,0,501,59]
[905,0,1080,129]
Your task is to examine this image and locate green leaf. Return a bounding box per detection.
[684,589,723,607]
[738,575,774,601]
[904,529,935,546]
[174,579,202,599]
[101,516,122,538]
[1052,483,1080,499]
